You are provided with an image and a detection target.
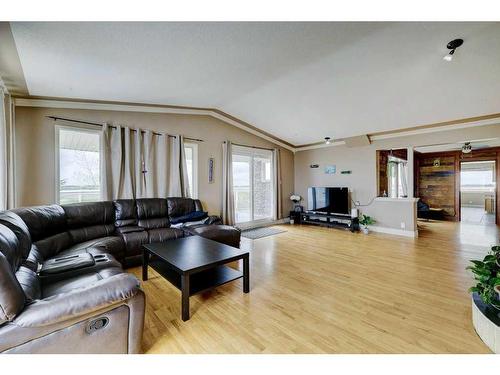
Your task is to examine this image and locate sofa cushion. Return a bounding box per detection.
[148,228,184,243]
[0,224,26,324]
[33,232,73,259]
[59,236,125,259]
[136,198,169,229]
[114,199,138,227]
[63,202,115,243]
[167,197,196,219]
[13,205,67,242]
[170,210,208,225]
[15,266,41,302]
[117,230,149,258]
[42,267,123,299]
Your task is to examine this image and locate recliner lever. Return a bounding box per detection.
[85,317,109,334]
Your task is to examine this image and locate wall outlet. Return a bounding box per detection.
[400,222,406,230]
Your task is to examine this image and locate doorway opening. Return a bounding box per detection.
[460,160,496,225]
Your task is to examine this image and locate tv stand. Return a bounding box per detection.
[300,211,359,232]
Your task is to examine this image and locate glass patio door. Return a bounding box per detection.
[232,145,274,224]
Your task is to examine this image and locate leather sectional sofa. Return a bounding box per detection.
[0,197,240,353]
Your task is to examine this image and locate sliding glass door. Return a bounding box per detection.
[232,145,274,224]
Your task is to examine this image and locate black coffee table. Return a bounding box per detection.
[142,236,250,321]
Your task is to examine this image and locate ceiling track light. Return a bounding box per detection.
[443,38,464,62]
[324,137,332,144]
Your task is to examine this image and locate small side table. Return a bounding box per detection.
[289,210,303,225]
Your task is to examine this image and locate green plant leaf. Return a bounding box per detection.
[489,277,500,286]
[469,260,485,267]
[484,255,497,263]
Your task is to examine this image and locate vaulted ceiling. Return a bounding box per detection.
[6,22,500,146]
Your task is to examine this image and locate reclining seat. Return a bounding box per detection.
[60,201,125,261]
[13,203,125,264]
[113,199,149,267]
[136,198,184,243]
[12,205,72,266]
[0,211,145,354]
[113,199,185,267]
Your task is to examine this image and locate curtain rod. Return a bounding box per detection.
[47,116,204,142]
[225,141,275,152]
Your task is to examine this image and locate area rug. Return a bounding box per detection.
[241,226,287,240]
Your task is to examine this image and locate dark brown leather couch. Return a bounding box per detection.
[0,210,145,354]
[0,197,239,353]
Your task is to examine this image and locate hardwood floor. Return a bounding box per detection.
[129,220,500,353]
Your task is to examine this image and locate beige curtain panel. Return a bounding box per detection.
[102,124,190,200]
[273,148,282,221]
[221,141,235,225]
[0,90,15,211]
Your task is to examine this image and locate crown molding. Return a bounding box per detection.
[14,97,500,154]
[13,97,296,152]
[293,140,346,152]
[369,114,500,141]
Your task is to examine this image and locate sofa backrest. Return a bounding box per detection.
[63,201,116,243]
[167,197,203,219]
[0,211,32,261]
[12,205,71,259]
[136,198,170,229]
[113,199,138,228]
[0,212,43,305]
[0,223,26,325]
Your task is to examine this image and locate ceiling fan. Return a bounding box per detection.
[461,142,472,154]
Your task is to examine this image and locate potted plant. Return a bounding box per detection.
[467,246,500,310]
[359,214,375,234]
[290,194,303,212]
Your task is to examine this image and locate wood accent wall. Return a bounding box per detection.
[415,152,459,219]
[414,147,500,224]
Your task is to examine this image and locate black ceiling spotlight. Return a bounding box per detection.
[324,137,332,145]
[443,38,464,62]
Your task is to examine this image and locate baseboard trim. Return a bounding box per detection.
[369,225,418,238]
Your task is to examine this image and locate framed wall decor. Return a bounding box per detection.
[324,165,336,174]
[208,157,215,183]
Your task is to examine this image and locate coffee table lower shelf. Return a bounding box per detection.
[149,258,244,296]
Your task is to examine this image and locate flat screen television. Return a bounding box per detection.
[307,187,350,215]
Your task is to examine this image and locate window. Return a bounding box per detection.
[56,126,103,204]
[184,143,198,198]
[232,145,274,224]
[387,156,408,198]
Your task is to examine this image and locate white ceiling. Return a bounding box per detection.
[10,22,500,145]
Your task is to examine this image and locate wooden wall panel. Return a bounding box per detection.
[417,154,458,218]
[415,147,500,224]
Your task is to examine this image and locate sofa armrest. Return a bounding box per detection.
[13,273,141,328]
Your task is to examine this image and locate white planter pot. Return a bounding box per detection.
[361,226,369,234]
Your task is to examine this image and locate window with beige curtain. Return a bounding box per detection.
[102,124,190,200]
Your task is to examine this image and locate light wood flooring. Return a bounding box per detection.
[129,220,500,353]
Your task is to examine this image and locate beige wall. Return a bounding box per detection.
[294,122,500,232]
[14,106,295,216]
